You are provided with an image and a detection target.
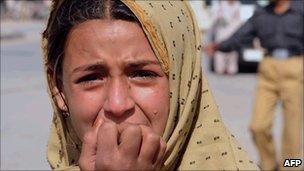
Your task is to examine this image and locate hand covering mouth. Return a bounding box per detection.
[118,121,151,130]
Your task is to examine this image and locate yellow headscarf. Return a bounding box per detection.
[42,0,259,170]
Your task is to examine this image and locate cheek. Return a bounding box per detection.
[66,89,105,137]
[133,85,169,108]
[132,82,169,134]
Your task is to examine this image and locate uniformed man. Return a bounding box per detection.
[205,0,303,170]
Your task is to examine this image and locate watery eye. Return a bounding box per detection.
[76,73,104,84]
[130,70,157,79]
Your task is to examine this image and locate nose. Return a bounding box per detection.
[103,78,135,117]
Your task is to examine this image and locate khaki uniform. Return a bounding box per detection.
[250,56,303,170]
[216,0,303,170]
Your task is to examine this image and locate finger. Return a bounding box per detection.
[81,117,103,156]
[154,138,167,169]
[79,117,103,169]
[138,125,160,163]
[96,121,119,156]
[118,123,142,159]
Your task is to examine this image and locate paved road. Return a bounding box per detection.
[1,20,53,170]
[1,20,282,170]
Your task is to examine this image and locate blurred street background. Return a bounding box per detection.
[0,0,288,170]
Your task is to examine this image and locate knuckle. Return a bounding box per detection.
[101,122,115,131]
[125,124,141,135]
[146,133,159,143]
[122,159,134,170]
[96,157,113,170]
[137,158,153,170]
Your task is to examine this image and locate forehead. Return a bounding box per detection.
[63,19,159,69]
[65,19,146,50]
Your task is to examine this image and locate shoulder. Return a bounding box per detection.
[290,0,304,15]
[251,5,269,18]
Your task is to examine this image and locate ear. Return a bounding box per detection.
[47,65,68,112]
[52,86,68,112]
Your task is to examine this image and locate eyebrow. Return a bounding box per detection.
[72,60,160,73]
[72,61,107,73]
[126,60,160,68]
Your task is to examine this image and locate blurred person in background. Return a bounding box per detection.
[205,0,303,170]
[1,0,50,20]
[210,0,242,75]
[189,0,212,42]
[5,0,19,19]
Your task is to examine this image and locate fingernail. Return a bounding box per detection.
[94,117,103,127]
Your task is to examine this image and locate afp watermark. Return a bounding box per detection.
[283,159,302,167]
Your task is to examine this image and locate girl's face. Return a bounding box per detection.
[57,19,170,140]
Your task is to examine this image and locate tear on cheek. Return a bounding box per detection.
[153,110,158,115]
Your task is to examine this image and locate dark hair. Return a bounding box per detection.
[43,0,139,90]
